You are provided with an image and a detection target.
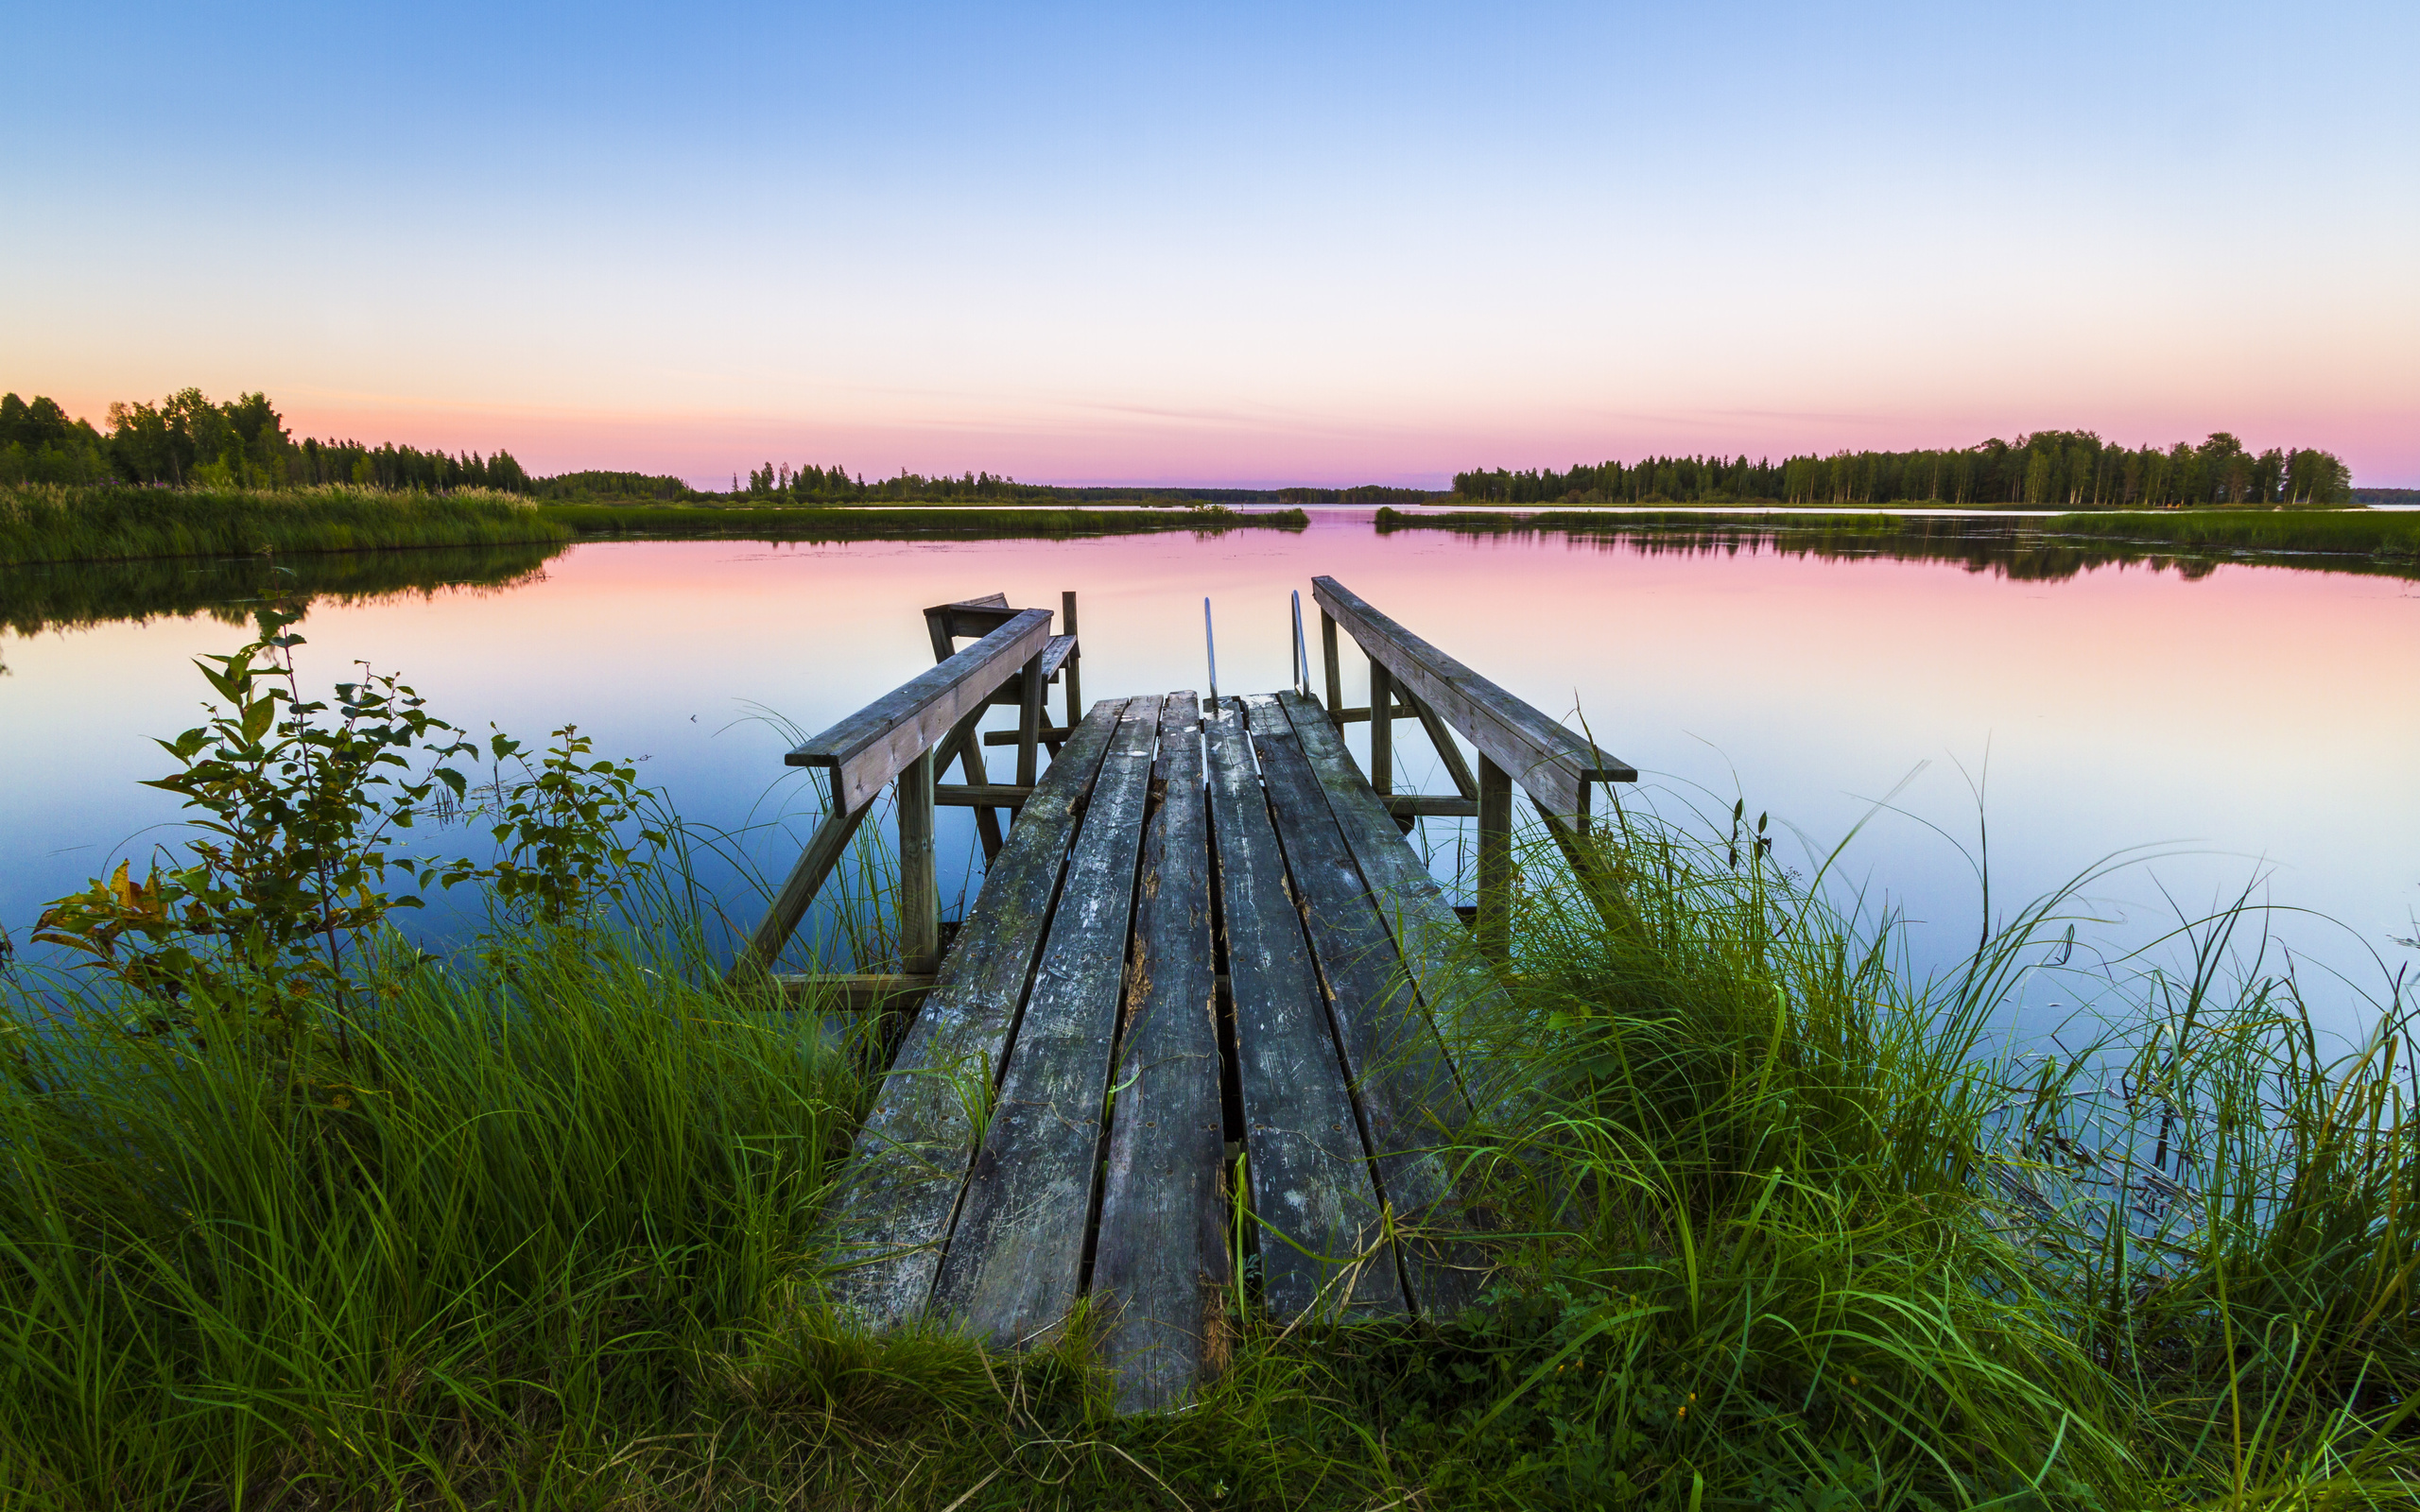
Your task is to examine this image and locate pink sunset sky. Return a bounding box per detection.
[9,2,2416,488]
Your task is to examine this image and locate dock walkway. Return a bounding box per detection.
[739,578,1633,1411]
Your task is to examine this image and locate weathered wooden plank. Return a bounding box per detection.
[735,796,874,978]
[1203,697,1404,1321]
[773,973,937,1012]
[1381,795,1478,819]
[935,783,1032,808]
[1477,753,1513,962]
[821,698,1130,1326]
[898,747,941,973]
[928,697,1163,1345]
[1243,696,1485,1316]
[1275,692,1531,1122]
[1368,657,1394,795]
[1402,685,1479,802]
[792,607,1054,813]
[1312,576,1633,819]
[1321,608,1342,721]
[927,607,1011,859]
[1094,691,1228,1412]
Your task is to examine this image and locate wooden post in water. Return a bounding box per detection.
[1367,655,1393,795]
[1321,609,1342,723]
[1015,647,1046,787]
[1477,753,1513,961]
[1061,591,1082,727]
[898,747,940,973]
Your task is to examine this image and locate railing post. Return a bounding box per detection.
[1477,753,1513,962]
[1015,647,1046,787]
[898,747,940,973]
[1061,590,1082,728]
[1321,609,1341,723]
[1368,655,1393,794]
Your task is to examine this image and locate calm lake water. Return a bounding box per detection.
[5,513,2414,1040]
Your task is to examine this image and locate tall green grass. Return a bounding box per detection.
[0,485,573,567]
[5,780,2415,1505]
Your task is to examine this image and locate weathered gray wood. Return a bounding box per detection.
[928,697,1162,1345]
[735,798,875,978]
[1402,685,1479,802]
[1381,795,1478,819]
[925,592,1016,644]
[1477,753,1513,962]
[981,727,1073,747]
[1329,705,1421,726]
[898,747,940,973]
[1368,656,1393,795]
[1094,691,1228,1411]
[1243,696,1486,1316]
[927,604,1010,859]
[1321,608,1342,721]
[1062,592,1083,730]
[982,633,1078,710]
[1275,692,1530,1121]
[774,973,937,1012]
[1014,647,1046,787]
[791,607,1052,815]
[821,699,1129,1326]
[1312,576,1633,819]
[935,783,1032,808]
[1203,697,1404,1321]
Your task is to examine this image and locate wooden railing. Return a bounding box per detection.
[735,602,1060,979]
[1308,575,1634,955]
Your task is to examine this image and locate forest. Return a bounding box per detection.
[1454,431,2357,507]
[1,388,536,495]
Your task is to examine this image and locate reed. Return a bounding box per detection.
[5,637,2415,1505]
[0,485,572,567]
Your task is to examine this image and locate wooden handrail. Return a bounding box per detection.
[1309,576,1634,820]
[787,607,1054,814]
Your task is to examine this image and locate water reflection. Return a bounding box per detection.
[2,525,2412,1041]
[1374,514,2420,584]
[0,541,568,638]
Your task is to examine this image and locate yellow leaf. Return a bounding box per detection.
[110,861,133,907]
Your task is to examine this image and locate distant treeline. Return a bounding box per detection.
[1454,431,2356,507]
[2,388,538,495]
[1274,485,1439,504]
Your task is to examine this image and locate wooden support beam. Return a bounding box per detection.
[1368,655,1393,796]
[1014,647,1046,787]
[1476,753,1513,963]
[935,783,1032,808]
[898,748,940,974]
[1061,591,1083,732]
[1326,705,1421,725]
[982,726,1073,747]
[1312,576,1634,820]
[1380,794,1478,819]
[773,973,939,1012]
[735,799,875,979]
[1401,686,1479,802]
[1321,608,1342,722]
[797,607,1053,811]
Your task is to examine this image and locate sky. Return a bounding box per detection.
[6,1,2415,488]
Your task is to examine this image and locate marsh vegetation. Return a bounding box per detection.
[1,615,2413,1508]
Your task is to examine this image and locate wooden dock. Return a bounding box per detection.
[738,577,1634,1411]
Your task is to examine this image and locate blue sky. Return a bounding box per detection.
[7,2,2414,484]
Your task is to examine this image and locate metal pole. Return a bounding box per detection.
[1290,590,1309,696]
[1203,597,1219,708]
